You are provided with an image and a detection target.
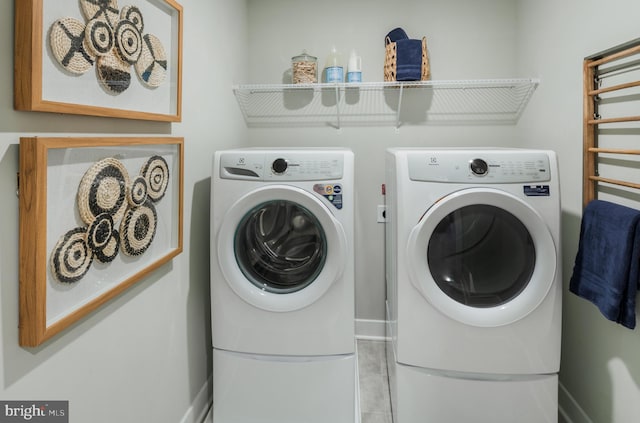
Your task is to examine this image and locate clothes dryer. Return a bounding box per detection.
[385,148,561,423]
[211,148,356,423]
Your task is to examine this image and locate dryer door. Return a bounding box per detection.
[406,187,557,327]
[217,185,347,312]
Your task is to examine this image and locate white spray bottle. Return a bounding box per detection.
[347,50,362,83]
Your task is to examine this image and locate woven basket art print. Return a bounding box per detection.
[48,0,168,94]
[50,155,170,284]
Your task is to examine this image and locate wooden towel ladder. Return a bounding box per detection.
[583,38,640,208]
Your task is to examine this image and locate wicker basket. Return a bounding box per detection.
[384,36,430,82]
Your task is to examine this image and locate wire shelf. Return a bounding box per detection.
[233,79,539,129]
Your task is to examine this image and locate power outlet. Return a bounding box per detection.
[377,205,386,223]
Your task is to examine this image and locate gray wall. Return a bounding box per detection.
[0,0,247,421]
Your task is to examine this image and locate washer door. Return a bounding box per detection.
[217,185,347,312]
[406,187,557,327]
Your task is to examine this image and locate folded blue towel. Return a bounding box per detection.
[569,200,640,329]
[395,39,423,81]
[384,27,424,81]
[386,27,409,44]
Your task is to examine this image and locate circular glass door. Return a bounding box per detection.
[234,199,327,294]
[407,188,557,327]
[217,185,347,312]
[428,204,535,307]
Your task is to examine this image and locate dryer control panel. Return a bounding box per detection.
[408,150,552,183]
[219,151,344,181]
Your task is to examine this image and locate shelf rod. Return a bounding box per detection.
[589,175,640,190]
[588,147,640,155]
[587,44,640,68]
[588,80,640,96]
[587,115,640,124]
[596,59,640,77]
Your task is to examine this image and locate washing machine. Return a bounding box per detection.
[385,148,561,423]
[211,148,356,423]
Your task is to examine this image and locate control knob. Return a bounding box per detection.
[469,158,488,176]
[272,158,288,174]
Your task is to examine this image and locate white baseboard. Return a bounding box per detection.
[355,319,388,340]
[558,381,594,423]
[180,376,213,423]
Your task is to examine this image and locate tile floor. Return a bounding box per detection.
[204,339,393,423]
[357,339,393,423]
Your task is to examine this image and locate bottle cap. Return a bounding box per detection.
[326,46,341,67]
[348,50,361,72]
[292,49,317,62]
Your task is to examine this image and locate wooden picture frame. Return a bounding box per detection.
[19,137,184,347]
[14,0,183,122]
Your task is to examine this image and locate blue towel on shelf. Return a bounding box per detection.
[569,200,640,329]
[385,27,409,44]
[395,38,423,81]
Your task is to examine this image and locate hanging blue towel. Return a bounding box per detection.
[569,200,640,329]
[395,39,423,81]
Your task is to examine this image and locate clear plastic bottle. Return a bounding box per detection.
[324,46,343,83]
[347,50,362,83]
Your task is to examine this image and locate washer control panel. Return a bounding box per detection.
[408,150,552,183]
[220,151,344,181]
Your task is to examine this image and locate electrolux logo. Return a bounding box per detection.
[0,401,68,423]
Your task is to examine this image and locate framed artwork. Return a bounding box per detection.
[19,137,184,347]
[14,0,183,122]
